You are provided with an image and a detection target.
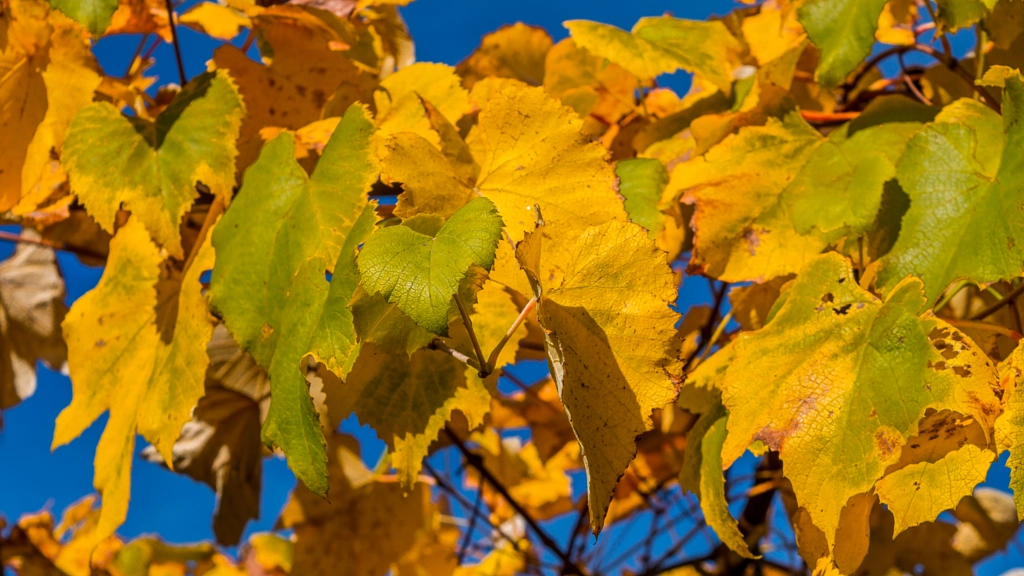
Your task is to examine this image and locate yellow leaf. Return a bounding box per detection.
[876,0,917,45]
[668,112,830,282]
[719,254,1000,547]
[374,62,469,147]
[876,426,994,534]
[279,433,438,576]
[52,218,218,540]
[457,22,552,89]
[384,132,475,219]
[470,83,626,286]
[517,220,681,532]
[542,38,639,126]
[212,16,377,173]
[17,15,101,215]
[179,2,250,40]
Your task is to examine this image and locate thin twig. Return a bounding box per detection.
[970,282,1024,320]
[698,309,733,363]
[898,52,933,106]
[683,281,729,371]
[565,499,590,562]
[914,43,1001,111]
[443,426,584,575]
[486,297,536,370]
[429,339,480,371]
[920,0,953,60]
[162,0,188,85]
[0,230,106,261]
[454,294,489,376]
[423,462,521,551]
[457,484,484,565]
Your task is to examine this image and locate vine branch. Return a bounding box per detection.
[162,0,188,85]
[443,426,584,575]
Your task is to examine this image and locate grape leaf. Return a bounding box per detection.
[998,343,1024,520]
[456,23,552,88]
[0,231,67,411]
[211,104,377,495]
[517,219,681,532]
[564,17,741,92]
[700,415,758,559]
[718,253,1000,546]
[373,62,469,146]
[542,38,638,125]
[875,411,994,534]
[338,280,521,486]
[211,19,377,173]
[878,77,1024,302]
[935,0,998,31]
[62,70,243,258]
[798,0,888,87]
[179,2,250,40]
[140,325,269,546]
[469,83,627,285]
[615,157,668,238]
[53,217,217,540]
[48,0,117,35]
[668,112,831,282]
[279,433,436,576]
[357,197,503,336]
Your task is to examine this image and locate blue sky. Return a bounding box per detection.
[1,1,1022,574]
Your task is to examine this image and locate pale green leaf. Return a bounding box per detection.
[357,197,504,336]
[798,0,888,88]
[62,71,244,258]
[615,157,668,238]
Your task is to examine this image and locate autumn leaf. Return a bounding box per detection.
[52,217,218,540]
[457,22,552,88]
[668,112,830,282]
[0,231,67,411]
[517,219,681,532]
[62,70,244,258]
[718,253,1000,546]
[878,76,1024,302]
[179,2,249,40]
[564,17,741,92]
[140,325,269,546]
[278,433,439,576]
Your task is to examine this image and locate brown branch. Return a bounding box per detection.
[898,52,933,106]
[913,43,1001,112]
[970,282,1024,321]
[429,339,480,371]
[162,0,187,85]
[455,294,489,376]
[800,110,861,124]
[443,426,584,575]
[684,280,729,371]
[457,483,484,565]
[0,230,106,261]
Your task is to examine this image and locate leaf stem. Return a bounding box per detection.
[933,279,971,314]
[163,0,188,85]
[698,309,734,363]
[486,297,536,370]
[454,293,490,376]
[444,426,584,575]
[429,338,480,371]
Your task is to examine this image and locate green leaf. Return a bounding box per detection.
[785,120,923,236]
[798,0,888,88]
[62,71,244,258]
[719,253,1000,546]
[211,104,378,495]
[935,0,998,31]
[997,344,1024,520]
[309,203,378,379]
[564,17,741,92]
[357,197,504,336]
[615,158,668,238]
[878,75,1024,302]
[49,0,117,35]
[700,415,757,559]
